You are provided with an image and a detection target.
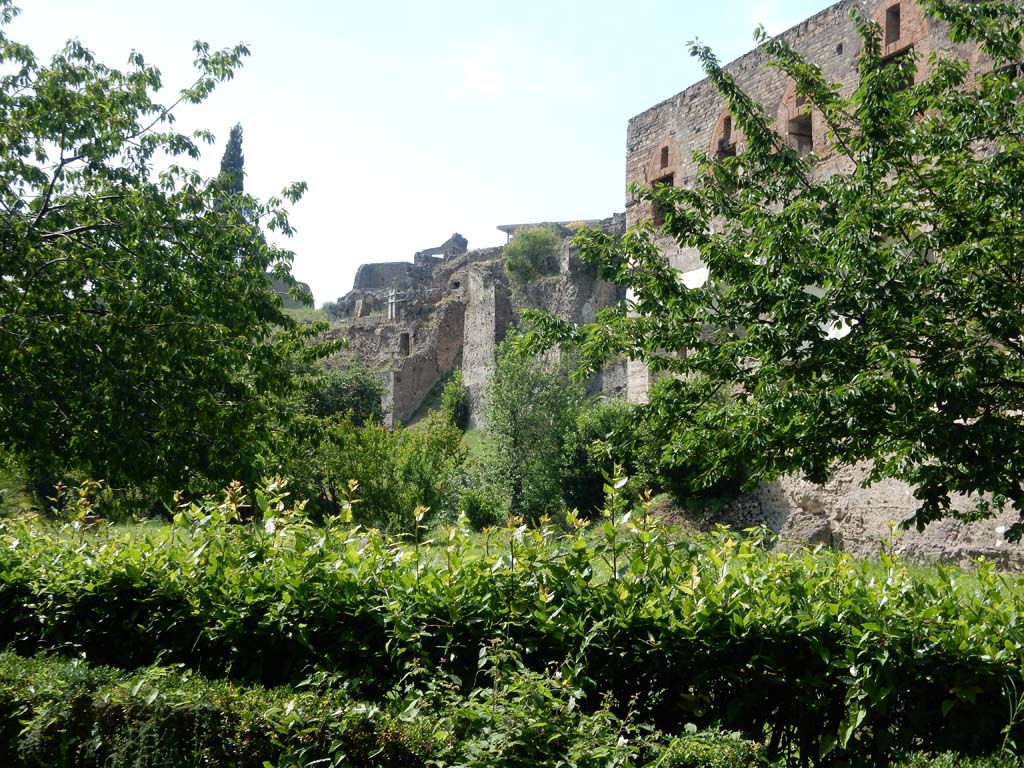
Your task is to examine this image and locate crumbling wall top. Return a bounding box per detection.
[352,262,420,292]
[414,233,469,261]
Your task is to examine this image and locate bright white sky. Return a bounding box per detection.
[11,0,832,304]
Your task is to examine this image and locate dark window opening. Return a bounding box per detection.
[885,4,901,46]
[399,332,410,356]
[788,113,813,156]
[651,173,674,227]
[660,146,669,168]
[993,60,1024,79]
[836,42,844,55]
[716,115,736,161]
[885,46,916,89]
[451,280,461,290]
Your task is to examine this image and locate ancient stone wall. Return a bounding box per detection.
[333,221,626,428]
[624,0,1021,562]
[625,0,976,285]
[715,465,1024,568]
[414,233,469,262]
[376,298,464,424]
[352,262,424,292]
[462,262,514,429]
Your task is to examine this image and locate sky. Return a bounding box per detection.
[10,0,834,304]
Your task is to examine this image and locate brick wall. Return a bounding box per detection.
[621,1,1023,561]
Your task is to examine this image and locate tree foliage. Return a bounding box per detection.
[504,225,559,282]
[218,122,244,195]
[440,369,470,430]
[484,343,582,522]
[521,2,1024,537]
[0,2,326,495]
[301,364,384,426]
[280,412,465,530]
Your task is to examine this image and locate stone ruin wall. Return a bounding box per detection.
[462,261,514,429]
[624,0,1020,563]
[328,222,626,428]
[326,0,1018,563]
[625,0,981,401]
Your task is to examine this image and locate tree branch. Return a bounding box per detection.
[30,150,83,228]
[39,221,120,241]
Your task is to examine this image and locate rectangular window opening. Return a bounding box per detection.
[717,115,735,161]
[885,4,901,46]
[788,113,813,156]
[399,332,410,356]
[885,46,916,89]
[660,146,669,169]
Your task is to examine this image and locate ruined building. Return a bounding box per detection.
[623,0,1022,565]
[326,217,626,427]
[329,0,1022,564]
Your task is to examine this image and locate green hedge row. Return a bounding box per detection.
[0,652,435,768]
[0,651,777,768]
[0,492,1021,764]
[0,651,1016,768]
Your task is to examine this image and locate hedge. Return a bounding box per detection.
[0,490,1021,765]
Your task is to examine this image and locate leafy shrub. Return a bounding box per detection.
[1,648,1017,768]
[0,449,38,518]
[652,728,768,768]
[301,363,384,425]
[504,226,560,282]
[428,642,648,768]
[457,485,505,530]
[282,411,465,529]
[0,502,1021,765]
[561,397,640,516]
[891,754,1021,768]
[440,370,470,430]
[578,379,743,508]
[0,651,437,768]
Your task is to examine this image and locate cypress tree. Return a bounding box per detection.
[218,123,244,194]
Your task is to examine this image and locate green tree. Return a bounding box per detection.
[440,370,470,430]
[0,2,326,496]
[301,364,384,426]
[504,226,559,282]
[522,2,1024,537]
[484,343,582,522]
[218,122,245,195]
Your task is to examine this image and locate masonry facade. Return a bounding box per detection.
[622,0,1023,564]
[624,0,993,398]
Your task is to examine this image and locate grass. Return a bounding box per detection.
[0,458,39,518]
[461,428,492,461]
[284,306,327,324]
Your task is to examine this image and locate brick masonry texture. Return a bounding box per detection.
[624,0,1022,563]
